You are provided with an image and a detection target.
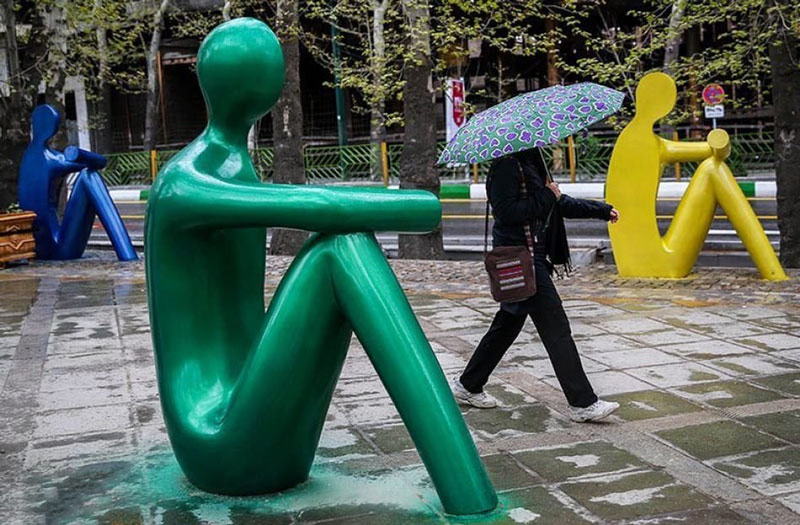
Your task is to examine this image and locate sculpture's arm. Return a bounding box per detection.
[169,175,441,233]
[659,137,712,164]
[45,152,85,178]
[49,161,85,179]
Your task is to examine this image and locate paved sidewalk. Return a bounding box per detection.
[1,253,800,524]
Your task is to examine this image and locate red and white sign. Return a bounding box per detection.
[445,78,466,142]
[702,83,725,106]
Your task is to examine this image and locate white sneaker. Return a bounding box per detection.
[569,399,619,423]
[451,377,498,409]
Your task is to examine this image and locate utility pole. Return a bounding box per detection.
[330,13,348,147]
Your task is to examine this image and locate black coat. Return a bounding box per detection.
[487,152,612,270]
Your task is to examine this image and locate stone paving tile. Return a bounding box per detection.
[659,310,739,328]
[39,364,128,394]
[756,372,800,396]
[482,382,541,407]
[38,385,129,411]
[606,390,702,421]
[713,306,787,321]
[325,510,445,524]
[562,370,652,396]
[625,361,732,388]
[757,314,800,331]
[480,454,538,491]
[705,354,800,377]
[587,347,682,369]
[594,317,674,335]
[560,302,626,319]
[417,306,491,331]
[570,333,642,353]
[317,427,377,463]
[712,447,800,496]
[565,320,608,338]
[737,333,800,351]
[657,420,783,460]
[626,328,712,347]
[25,430,132,468]
[491,345,552,372]
[611,299,675,313]
[338,396,401,427]
[463,403,568,439]
[33,404,132,439]
[689,321,776,339]
[527,356,609,382]
[448,486,591,524]
[779,491,800,515]
[559,470,714,521]
[514,441,647,482]
[361,424,415,455]
[740,410,800,444]
[626,507,755,524]
[657,340,754,360]
[675,380,787,408]
[773,348,800,364]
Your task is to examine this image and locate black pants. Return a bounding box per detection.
[460,262,598,408]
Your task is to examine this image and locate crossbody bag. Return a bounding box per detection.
[483,160,537,303]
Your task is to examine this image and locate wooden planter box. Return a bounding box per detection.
[0,211,36,267]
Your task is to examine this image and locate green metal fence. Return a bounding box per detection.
[104,151,152,186]
[101,132,776,187]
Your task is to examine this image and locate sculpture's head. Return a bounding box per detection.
[31,104,61,145]
[633,72,676,125]
[197,18,285,130]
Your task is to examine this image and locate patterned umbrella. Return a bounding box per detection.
[437,82,624,166]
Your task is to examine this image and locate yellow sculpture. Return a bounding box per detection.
[606,72,787,281]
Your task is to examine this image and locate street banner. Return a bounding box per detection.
[445,78,466,143]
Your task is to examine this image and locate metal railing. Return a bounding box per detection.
[101,131,776,187]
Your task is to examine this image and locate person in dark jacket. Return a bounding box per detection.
[452,147,621,422]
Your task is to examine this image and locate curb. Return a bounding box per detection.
[109,189,149,201]
[108,180,776,203]
[464,180,774,200]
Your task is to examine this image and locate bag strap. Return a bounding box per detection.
[483,183,490,256]
[514,159,535,256]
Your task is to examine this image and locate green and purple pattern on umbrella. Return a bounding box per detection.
[438,82,624,166]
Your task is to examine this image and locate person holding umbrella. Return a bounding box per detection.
[438,83,623,422]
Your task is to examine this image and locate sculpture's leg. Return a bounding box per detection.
[176,234,353,495]
[83,170,138,261]
[328,233,497,516]
[661,163,717,276]
[711,162,787,281]
[52,171,96,260]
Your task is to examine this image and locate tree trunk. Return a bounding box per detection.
[92,0,113,153]
[369,0,388,181]
[144,0,170,152]
[685,27,702,137]
[0,0,46,209]
[662,0,686,76]
[661,0,686,136]
[769,2,800,268]
[398,0,444,260]
[545,18,559,87]
[269,0,308,255]
[0,0,23,209]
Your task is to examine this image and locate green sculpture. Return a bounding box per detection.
[145,18,497,516]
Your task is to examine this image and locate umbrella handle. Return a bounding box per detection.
[538,148,553,184]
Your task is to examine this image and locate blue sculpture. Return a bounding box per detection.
[18,105,137,261]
